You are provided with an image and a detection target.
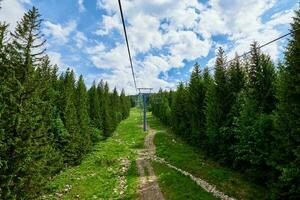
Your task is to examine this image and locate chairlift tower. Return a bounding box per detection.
[137,88,153,131]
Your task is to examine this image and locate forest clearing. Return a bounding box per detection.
[0,0,299,199]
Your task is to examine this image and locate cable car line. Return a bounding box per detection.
[118,0,137,91]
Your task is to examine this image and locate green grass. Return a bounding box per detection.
[148,113,268,200]
[124,160,141,200]
[41,108,146,200]
[152,162,219,200]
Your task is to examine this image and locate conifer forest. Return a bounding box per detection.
[0,0,299,200]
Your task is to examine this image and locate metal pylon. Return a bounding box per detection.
[137,88,153,131]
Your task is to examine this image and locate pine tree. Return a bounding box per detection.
[97,80,105,129]
[120,89,129,119]
[110,87,121,131]
[102,82,113,137]
[188,63,206,145]
[11,7,46,83]
[51,107,69,156]
[0,22,8,49]
[205,47,230,157]
[0,22,11,199]
[35,56,63,174]
[0,22,9,110]
[271,8,300,198]
[220,55,245,164]
[75,75,91,157]
[88,82,102,129]
[37,63,66,163]
[227,54,245,97]
[203,66,213,91]
[0,7,57,198]
[161,94,172,125]
[234,42,276,182]
[171,82,189,139]
[149,90,160,119]
[61,69,80,164]
[246,42,276,112]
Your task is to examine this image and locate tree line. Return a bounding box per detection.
[150,8,300,199]
[0,7,131,199]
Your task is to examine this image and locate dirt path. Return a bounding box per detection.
[137,127,164,200]
[136,125,235,200]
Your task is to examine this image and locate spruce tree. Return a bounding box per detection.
[0,22,11,199]
[102,82,113,137]
[171,82,189,139]
[205,47,230,157]
[76,75,91,156]
[88,82,102,129]
[120,89,129,119]
[234,42,276,182]
[271,8,300,198]
[11,7,46,82]
[203,66,213,91]
[0,7,56,198]
[227,54,245,97]
[97,80,105,129]
[220,55,245,164]
[61,69,80,164]
[35,56,63,174]
[188,63,206,145]
[0,22,8,49]
[246,42,276,112]
[110,87,120,130]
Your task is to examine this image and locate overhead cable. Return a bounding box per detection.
[118,0,137,90]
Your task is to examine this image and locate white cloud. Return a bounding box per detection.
[92,0,211,93]
[43,20,77,44]
[95,14,122,36]
[196,8,229,38]
[74,31,88,48]
[96,0,206,55]
[200,0,294,62]
[166,30,211,62]
[86,43,106,54]
[90,0,296,94]
[267,9,295,27]
[0,0,28,30]
[128,13,164,53]
[48,51,69,72]
[86,43,130,70]
[48,52,79,80]
[78,0,85,12]
[0,0,296,94]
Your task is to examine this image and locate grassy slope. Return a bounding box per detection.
[41,108,145,200]
[148,113,268,200]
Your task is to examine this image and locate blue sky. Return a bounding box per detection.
[0,0,298,94]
